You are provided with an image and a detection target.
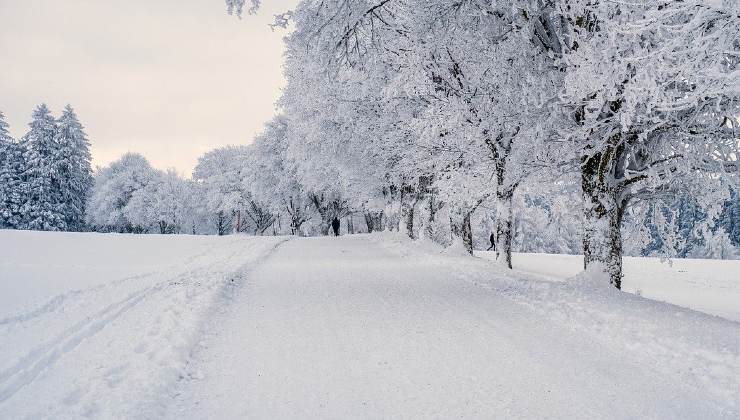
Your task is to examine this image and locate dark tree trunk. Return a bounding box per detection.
[401,200,415,239]
[461,211,473,255]
[286,198,307,236]
[494,193,514,269]
[364,212,375,233]
[310,194,332,235]
[486,129,519,269]
[450,206,474,255]
[364,211,384,233]
[216,211,228,236]
[581,143,626,289]
[291,217,303,235]
[424,194,443,239]
[233,210,245,233]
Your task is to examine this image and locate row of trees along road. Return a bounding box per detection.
[224,0,739,288]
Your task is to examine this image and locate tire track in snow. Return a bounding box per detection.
[0,236,291,418]
[160,238,293,402]
[0,237,252,405]
[0,286,151,403]
[0,272,156,328]
[0,236,247,330]
[0,272,215,405]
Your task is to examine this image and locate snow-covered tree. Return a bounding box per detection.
[86,153,158,232]
[225,0,262,17]
[548,0,740,287]
[390,1,564,259]
[0,111,26,229]
[54,105,93,231]
[719,189,740,248]
[245,116,311,235]
[511,180,583,255]
[192,145,252,234]
[690,228,739,260]
[124,169,194,234]
[20,104,66,231]
[214,0,739,273]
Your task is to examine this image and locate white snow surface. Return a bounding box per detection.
[477,251,740,323]
[1,231,739,418]
[0,230,286,418]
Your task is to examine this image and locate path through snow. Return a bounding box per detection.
[166,235,738,419]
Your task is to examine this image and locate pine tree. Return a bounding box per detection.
[0,111,26,229]
[55,105,93,231]
[21,104,66,231]
[719,190,740,248]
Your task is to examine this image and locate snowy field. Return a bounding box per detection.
[1,231,739,418]
[478,251,740,322]
[0,230,287,418]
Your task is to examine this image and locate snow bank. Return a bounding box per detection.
[0,230,287,418]
[477,251,740,322]
[374,233,740,410]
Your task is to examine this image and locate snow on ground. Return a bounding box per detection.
[1,231,739,418]
[168,233,739,419]
[476,251,740,322]
[0,230,287,418]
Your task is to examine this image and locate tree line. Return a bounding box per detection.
[2,0,738,290]
[0,105,92,232]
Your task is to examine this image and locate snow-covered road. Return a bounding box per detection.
[166,235,738,419]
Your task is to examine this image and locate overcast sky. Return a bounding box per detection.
[0,0,297,176]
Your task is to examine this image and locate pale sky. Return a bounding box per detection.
[0,0,297,176]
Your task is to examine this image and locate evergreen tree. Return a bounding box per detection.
[55,105,93,231]
[0,111,26,229]
[21,104,66,231]
[719,190,740,248]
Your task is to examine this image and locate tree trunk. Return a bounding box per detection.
[401,200,415,239]
[289,209,305,236]
[574,93,631,289]
[216,211,227,236]
[424,194,442,239]
[291,217,303,236]
[286,198,305,236]
[234,210,242,233]
[364,212,375,233]
[494,193,514,269]
[581,149,625,289]
[364,211,384,233]
[347,215,355,234]
[320,218,332,236]
[375,212,384,232]
[582,202,624,289]
[310,194,331,235]
[450,206,474,255]
[461,211,473,254]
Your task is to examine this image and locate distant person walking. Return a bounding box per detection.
[487,232,496,251]
[331,217,341,237]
